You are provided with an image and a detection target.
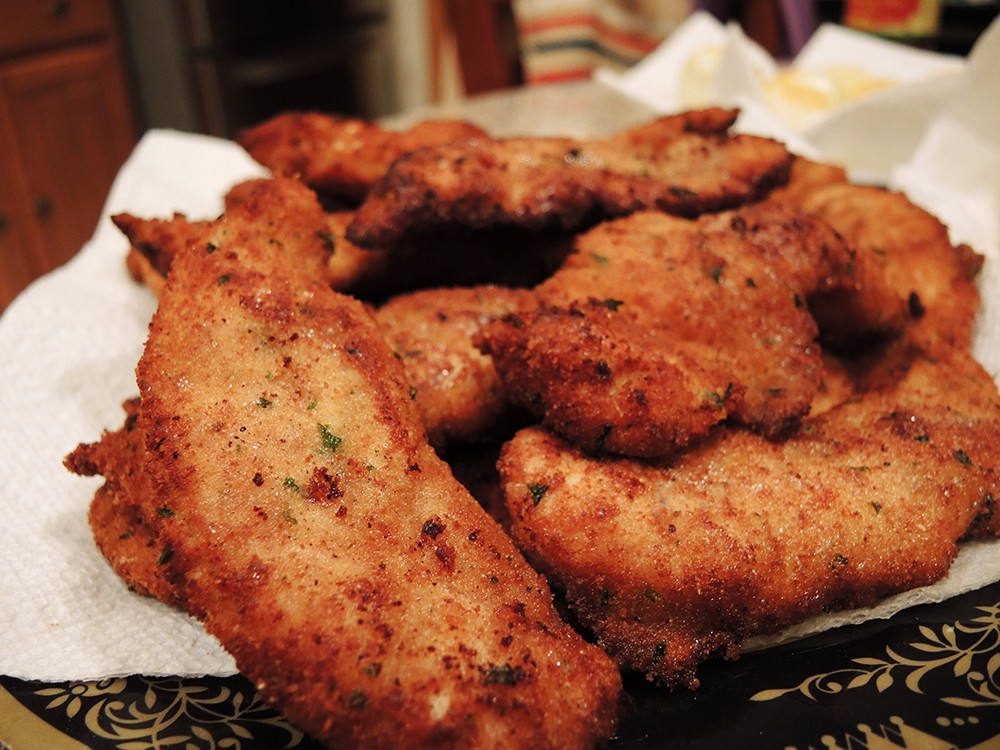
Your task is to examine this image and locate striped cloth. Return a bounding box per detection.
[512,0,694,84]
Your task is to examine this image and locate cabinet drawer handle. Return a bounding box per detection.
[34,196,55,220]
[0,213,9,235]
[49,0,72,18]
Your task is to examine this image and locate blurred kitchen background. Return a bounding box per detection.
[1,0,998,312]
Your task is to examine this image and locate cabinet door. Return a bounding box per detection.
[2,41,136,276]
[0,0,115,59]
[0,98,44,309]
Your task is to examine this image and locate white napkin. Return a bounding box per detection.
[596,11,977,181]
[0,130,265,680]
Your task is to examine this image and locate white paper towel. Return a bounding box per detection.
[2,18,1000,682]
[0,130,266,680]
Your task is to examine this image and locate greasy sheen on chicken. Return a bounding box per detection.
[374,285,535,448]
[116,179,573,303]
[67,181,622,750]
[794,181,984,356]
[67,398,183,608]
[345,108,793,248]
[113,178,400,300]
[236,112,489,203]
[477,203,877,457]
[497,347,1000,689]
[116,212,209,297]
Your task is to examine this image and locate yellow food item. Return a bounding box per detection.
[764,65,896,129]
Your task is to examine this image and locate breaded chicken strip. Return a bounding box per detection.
[766,154,848,206]
[345,108,793,248]
[796,182,984,355]
[478,205,868,457]
[116,181,571,302]
[68,180,622,750]
[374,285,534,448]
[116,178,299,293]
[114,191,546,450]
[497,348,1000,689]
[116,212,207,297]
[68,398,183,607]
[236,112,488,203]
[479,298,739,458]
[698,202,908,347]
[114,180,395,298]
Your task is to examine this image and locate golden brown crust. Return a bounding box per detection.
[112,178,344,294]
[374,285,535,448]
[479,299,735,457]
[77,177,622,749]
[478,206,852,457]
[66,399,183,607]
[796,182,984,355]
[72,106,1000,740]
[498,348,1000,688]
[765,154,848,206]
[345,109,793,248]
[125,247,167,297]
[114,212,208,294]
[236,112,489,202]
[116,180,573,303]
[700,201,908,347]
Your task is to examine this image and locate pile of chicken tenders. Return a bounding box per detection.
[66,107,1000,750]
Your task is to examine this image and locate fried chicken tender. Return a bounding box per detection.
[497,348,1000,689]
[345,108,793,249]
[67,187,622,750]
[236,112,488,203]
[766,154,848,206]
[113,179,397,299]
[374,285,534,448]
[478,204,870,457]
[795,182,984,355]
[117,180,571,303]
[67,398,183,607]
[699,201,908,346]
[479,298,738,458]
[116,212,207,297]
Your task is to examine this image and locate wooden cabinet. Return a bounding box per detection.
[0,0,136,313]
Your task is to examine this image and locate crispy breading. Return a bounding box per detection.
[236,112,488,203]
[810,351,862,415]
[374,285,534,448]
[479,298,737,458]
[67,398,183,607]
[72,106,999,742]
[115,212,207,296]
[70,183,622,749]
[345,109,793,249]
[795,182,984,355]
[477,206,853,457]
[497,348,1000,688]
[113,180,395,298]
[698,201,908,346]
[116,181,571,303]
[766,154,848,206]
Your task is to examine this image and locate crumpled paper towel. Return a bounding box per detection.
[2,15,1000,683]
[0,130,265,681]
[596,11,985,182]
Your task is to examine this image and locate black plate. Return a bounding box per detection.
[4,580,1000,749]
